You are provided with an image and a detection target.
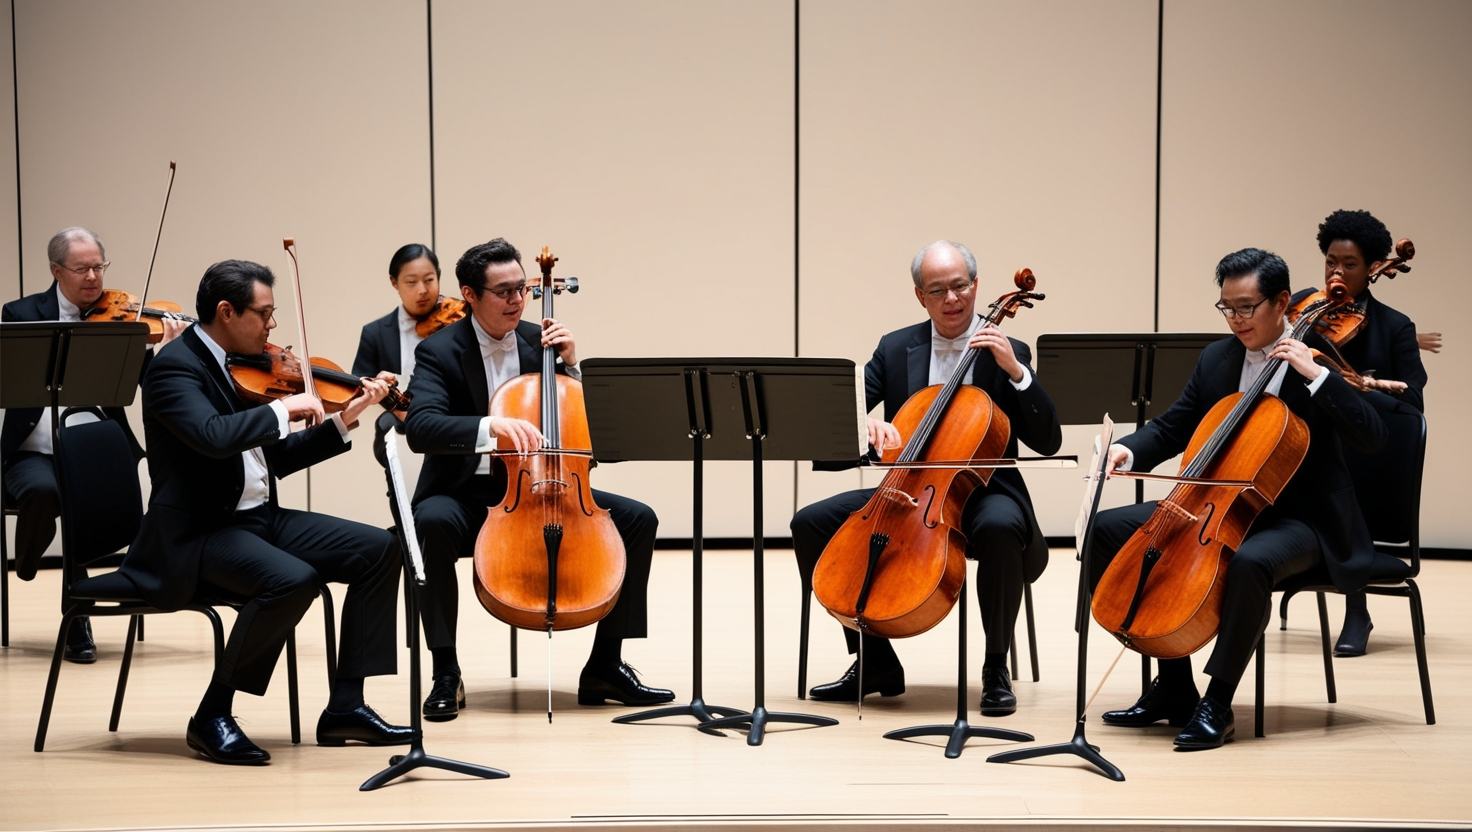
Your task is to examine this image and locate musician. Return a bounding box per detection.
[791,240,1062,717]
[1,227,186,662]
[402,237,673,721]
[351,243,442,385]
[119,259,412,764]
[1294,209,1428,657]
[1092,247,1386,750]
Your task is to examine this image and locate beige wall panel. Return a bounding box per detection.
[1158,0,1472,547]
[432,0,795,537]
[1,1,16,300]
[12,0,432,524]
[797,0,1160,535]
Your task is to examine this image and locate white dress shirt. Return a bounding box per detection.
[17,286,97,455]
[928,314,1033,391]
[396,305,425,386]
[470,316,581,475]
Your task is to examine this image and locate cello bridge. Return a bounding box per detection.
[1157,499,1198,524]
[532,478,569,491]
[875,487,918,507]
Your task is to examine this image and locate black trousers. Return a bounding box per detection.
[3,452,91,595]
[197,505,400,696]
[1087,501,1321,696]
[413,476,658,654]
[792,485,1032,660]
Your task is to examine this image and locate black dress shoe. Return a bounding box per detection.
[1101,676,1199,727]
[316,704,417,746]
[422,672,465,722]
[186,715,270,765]
[808,659,906,702]
[1173,695,1234,750]
[64,617,96,664]
[577,662,676,706]
[1334,609,1374,657]
[979,667,1016,716]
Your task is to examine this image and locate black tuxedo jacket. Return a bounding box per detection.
[352,308,401,378]
[403,317,563,505]
[863,321,1063,582]
[1290,287,1426,413]
[1118,335,1386,592]
[119,326,351,610]
[1,283,144,467]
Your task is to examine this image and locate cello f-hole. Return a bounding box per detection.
[503,469,533,513]
[1196,502,1217,546]
[920,484,940,529]
[572,471,597,517]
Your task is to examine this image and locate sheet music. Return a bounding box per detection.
[1074,414,1114,557]
[384,437,426,584]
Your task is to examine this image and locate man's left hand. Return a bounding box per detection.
[968,324,1024,383]
[158,315,190,346]
[542,317,577,368]
[1270,338,1322,382]
[342,373,395,429]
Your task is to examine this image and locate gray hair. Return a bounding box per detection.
[910,240,976,287]
[48,227,106,266]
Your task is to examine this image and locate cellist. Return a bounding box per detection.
[791,240,1062,716]
[1090,247,1386,750]
[1291,210,1428,657]
[402,237,674,721]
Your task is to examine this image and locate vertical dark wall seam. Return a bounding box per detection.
[793,0,800,358]
[12,0,23,296]
[426,0,437,251]
[1152,0,1163,332]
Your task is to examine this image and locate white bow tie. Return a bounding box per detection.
[487,334,518,353]
[932,332,971,352]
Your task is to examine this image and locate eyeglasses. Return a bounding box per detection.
[483,281,529,301]
[922,280,975,300]
[1214,297,1271,319]
[245,305,277,324]
[55,261,110,277]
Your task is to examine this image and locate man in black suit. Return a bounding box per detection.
[351,243,443,384]
[119,259,412,764]
[791,240,1062,717]
[1294,209,1428,657]
[1091,247,1386,750]
[402,237,673,721]
[2,227,186,662]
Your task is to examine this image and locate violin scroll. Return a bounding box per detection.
[988,268,1044,322]
[1013,267,1036,291]
[1369,237,1415,283]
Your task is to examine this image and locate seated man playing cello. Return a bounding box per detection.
[791,240,1062,717]
[1090,247,1386,750]
[402,237,674,721]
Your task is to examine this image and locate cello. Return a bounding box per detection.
[1090,281,1353,659]
[471,248,625,636]
[812,269,1044,640]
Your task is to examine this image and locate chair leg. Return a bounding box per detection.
[797,570,812,699]
[286,631,301,745]
[1141,654,1151,695]
[1315,592,1336,704]
[509,624,518,678]
[1406,579,1435,725]
[1278,590,1292,630]
[1254,637,1265,738]
[1,523,9,648]
[203,608,225,660]
[1009,624,1019,680]
[109,616,141,732]
[318,587,338,684]
[35,610,79,752]
[136,614,144,642]
[1025,582,1039,682]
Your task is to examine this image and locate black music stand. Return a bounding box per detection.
[583,358,857,745]
[1,321,149,653]
[1034,333,1224,691]
[361,419,508,789]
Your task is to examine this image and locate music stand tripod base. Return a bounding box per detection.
[986,720,1123,781]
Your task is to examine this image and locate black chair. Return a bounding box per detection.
[796,570,1040,699]
[2,494,15,647]
[34,409,337,751]
[1253,404,1433,737]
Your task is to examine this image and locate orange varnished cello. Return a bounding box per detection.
[812,269,1044,640]
[1090,281,1353,659]
[472,248,626,634]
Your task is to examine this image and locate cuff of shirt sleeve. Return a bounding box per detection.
[1108,443,1134,472]
[268,400,290,439]
[1009,365,1032,391]
[1305,365,1331,396]
[474,416,496,454]
[563,363,582,381]
[328,412,351,442]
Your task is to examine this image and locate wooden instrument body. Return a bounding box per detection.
[813,384,1010,639]
[1091,392,1309,658]
[226,343,410,414]
[471,363,626,632]
[414,297,468,339]
[81,289,196,344]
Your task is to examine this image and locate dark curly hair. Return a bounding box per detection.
[1317,209,1392,262]
[454,238,522,292]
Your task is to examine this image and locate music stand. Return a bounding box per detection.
[361,419,508,790]
[1034,332,1223,692]
[583,358,857,745]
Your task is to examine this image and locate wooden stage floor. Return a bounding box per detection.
[1,549,1469,831]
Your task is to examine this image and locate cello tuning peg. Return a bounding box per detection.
[563,277,579,294]
[531,287,544,299]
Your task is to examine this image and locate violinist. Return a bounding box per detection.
[1,227,187,663]
[1294,210,1429,657]
[402,237,673,721]
[1090,248,1386,750]
[351,243,443,386]
[118,259,412,764]
[791,240,1062,716]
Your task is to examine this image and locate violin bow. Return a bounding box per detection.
[282,238,319,401]
[134,161,177,324]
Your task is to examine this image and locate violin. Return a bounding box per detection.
[414,296,468,338]
[81,289,196,343]
[812,269,1044,640]
[1287,238,1415,394]
[471,248,625,636]
[1090,282,1352,658]
[226,343,411,417]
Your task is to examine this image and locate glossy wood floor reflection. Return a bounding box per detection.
[1,550,1470,832]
